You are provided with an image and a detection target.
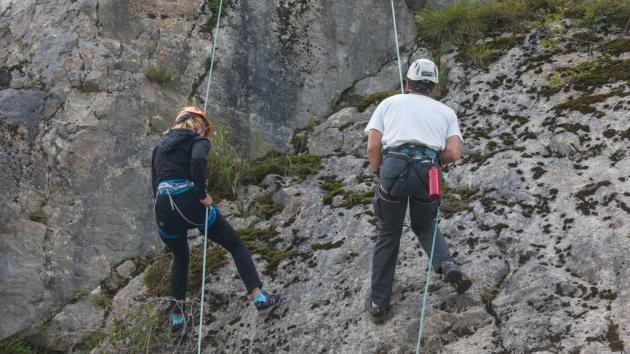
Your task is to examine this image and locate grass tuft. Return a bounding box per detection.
[144,245,228,297]
[0,338,35,354]
[146,66,174,85]
[28,209,47,224]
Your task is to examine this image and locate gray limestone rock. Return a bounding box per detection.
[30,294,106,351]
[549,131,581,157]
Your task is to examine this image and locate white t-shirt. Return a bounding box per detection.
[364,94,463,151]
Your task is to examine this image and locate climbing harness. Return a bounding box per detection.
[389,0,404,94]
[415,205,440,354]
[157,180,204,227]
[197,1,224,353]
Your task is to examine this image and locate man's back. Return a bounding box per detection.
[366,93,461,151]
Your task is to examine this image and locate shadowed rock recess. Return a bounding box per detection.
[0,0,628,353]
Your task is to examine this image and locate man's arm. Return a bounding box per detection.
[367,129,383,173]
[442,135,462,166]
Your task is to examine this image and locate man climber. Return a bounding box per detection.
[364,59,472,324]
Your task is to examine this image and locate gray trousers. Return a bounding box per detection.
[370,154,455,307]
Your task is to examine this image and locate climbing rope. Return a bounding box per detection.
[389,0,405,94]
[197,207,211,354]
[203,0,224,113]
[415,206,441,354]
[198,0,224,353]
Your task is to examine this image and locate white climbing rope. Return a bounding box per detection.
[197,207,211,354]
[198,0,224,353]
[390,0,405,94]
[203,0,224,113]
[415,207,441,354]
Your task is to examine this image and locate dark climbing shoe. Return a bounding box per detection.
[255,291,282,317]
[442,261,472,294]
[366,300,388,324]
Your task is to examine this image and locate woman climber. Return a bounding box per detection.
[151,107,281,334]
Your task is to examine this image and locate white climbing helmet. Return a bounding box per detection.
[406,58,439,84]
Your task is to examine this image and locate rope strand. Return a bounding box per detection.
[415,206,441,354]
[198,0,224,352]
[390,0,405,94]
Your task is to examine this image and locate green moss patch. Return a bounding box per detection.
[145,66,174,86]
[356,91,399,112]
[236,228,297,276]
[28,209,47,224]
[601,38,630,56]
[242,154,322,186]
[311,240,344,251]
[255,194,283,220]
[320,177,372,208]
[0,337,35,354]
[441,183,476,217]
[552,89,628,115]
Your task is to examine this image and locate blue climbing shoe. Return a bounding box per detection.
[171,313,186,336]
[253,290,282,317]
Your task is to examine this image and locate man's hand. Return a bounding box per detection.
[200,195,213,208]
[367,129,383,173]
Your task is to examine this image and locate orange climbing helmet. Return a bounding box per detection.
[175,106,213,138]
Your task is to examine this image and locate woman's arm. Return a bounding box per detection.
[190,139,211,200]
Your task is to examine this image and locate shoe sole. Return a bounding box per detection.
[365,298,387,324]
[258,301,282,318]
[445,270,472,294]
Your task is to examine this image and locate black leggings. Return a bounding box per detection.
[155,190,262,304]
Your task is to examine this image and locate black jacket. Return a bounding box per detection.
[151,129,211,199]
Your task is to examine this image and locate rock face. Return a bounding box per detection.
[94,25,628,354]
[207,0,416,150]
[1,0,629,353]
[0,0,416,341]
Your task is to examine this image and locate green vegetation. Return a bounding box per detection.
[255,194,282,220]
[108,303,168,353]
[311,240,344,250]
[0,338,35,354]
[319,177,373,208]
[441,183,476,217]
[417,0,629,47]
[552,89,628,115]
[320,178,344,205]
[206,0,230,30]
[602,38,630,56]
[77,332,106,352]
[207,127,250,198]
[146,66,174,85]
[416,0,630,68]
[356,91,399,112]
[207,125,322,198]
[242,154,322,185]
[236,228,297,276]
[28,209,47,223]
[70,287,91,302]
[144,245,228,297]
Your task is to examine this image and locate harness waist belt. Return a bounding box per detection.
[157,179,195,195]
[384,144,439,159]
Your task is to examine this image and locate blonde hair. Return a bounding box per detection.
[172,115,205,135]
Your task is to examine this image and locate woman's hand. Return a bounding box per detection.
[200,195,213,208]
